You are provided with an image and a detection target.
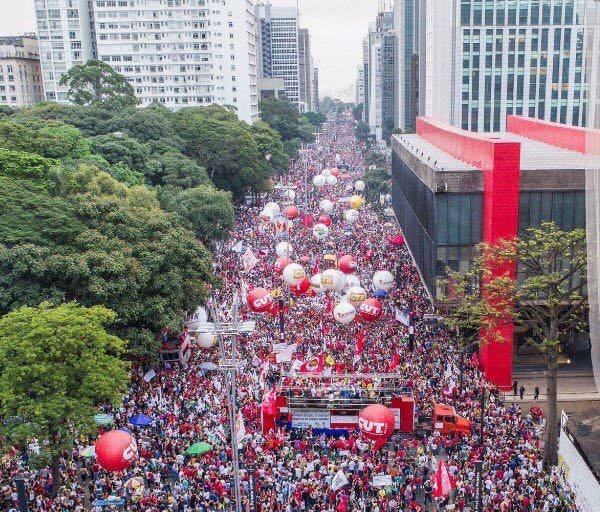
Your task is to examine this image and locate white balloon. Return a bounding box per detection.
[346,285,367,307]
[321,269,346,292]
[260,209,274,223]
[333,302,356,325]
[310,274,326,294]
[322,168,332,177]
[312,223,330,241]
[313,175,326,188]
[344,209,360,224]
[197,331,216,348]
[326,175,338,186]
[282,263,306,285]
[283,189,296,201]
[343,274,361,292]
[276,241,294,258]
[319,199,334,214]
[373,270,395,291]
[355,180,366,191]
[264,202,280,215]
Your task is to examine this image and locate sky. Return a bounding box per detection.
[0,0,380,100]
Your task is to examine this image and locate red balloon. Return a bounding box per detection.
[338,255,357,274]
[318,214,332,227]
[358,298,383,322]
[95,430,137,472]
[247,287,273,313]
[284,205,299,220]
[290,276,311,296]
[358,404,395,450]
[274,257,293,275]
[331,168,340,177]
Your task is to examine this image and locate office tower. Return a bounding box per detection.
[298,28,313,112]
[312,66,320,111]
[255,2,300,107]
[585,0,599,128]
[361,37,370,123]
[34,0,96,102]
[34,0,259,123]
[419,0,594,132]
[356,65,365,105]
[0,34,44,107]
[394,0,417,132]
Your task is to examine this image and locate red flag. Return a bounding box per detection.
[326,295,333,313]
[432,459,455,498]
[302,214,314,228]
[387,353,401,372]
[299,355,324,374]
[261,390,277,416]
[312,257,320,275]
[356,331,365,354]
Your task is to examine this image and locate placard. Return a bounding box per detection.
[291,409,331,429]
[372,474,393,487]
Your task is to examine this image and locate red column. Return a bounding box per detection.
[416,118,521,390]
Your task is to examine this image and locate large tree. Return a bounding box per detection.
[0,302,129,495]
[446,222,587,467]
[59,59,139,108]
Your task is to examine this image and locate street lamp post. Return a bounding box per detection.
[206,296,256,512]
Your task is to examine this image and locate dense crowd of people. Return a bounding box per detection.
[0,115,579,511]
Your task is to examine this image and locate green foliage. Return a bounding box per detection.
[352,104,363,122]
[145,151,209,189]
[161,185,234,242]
[0,302,129,474]
[259,98,315,145]
[104,104,177,142]
[363,167,390,207]
[304,111,326,128]
[59,59,139,108]
[88,133,150,172]
[356,121,371,144]
[251,120,290,174]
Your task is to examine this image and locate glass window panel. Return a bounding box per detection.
[551,191,564,226]
[448,196,460,243]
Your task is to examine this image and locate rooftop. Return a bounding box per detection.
[565,409,600,479]
[393,131,600,173]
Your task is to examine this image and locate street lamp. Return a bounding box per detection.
[197,296,255,512]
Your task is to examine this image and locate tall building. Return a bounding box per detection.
[298,28,313,112]
[34,0,96,102]
[312,66,320,111]
[355,65,365,106]
[418,0,594,132]
[585,0,600,128]
[34,0,259,124]
[255,3,300,107]
[361,37,370,124]
[394,0,417,132]
[0,34,44,107]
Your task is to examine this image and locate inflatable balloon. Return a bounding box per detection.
[333,301,356,325]
[358,298,383,322]
[355,180,366,192]
[358,405,395,450]
[274,256,293,275]
[310,274,326,294]
[95,430,137,472]
[186,306,207,330]
[264,202,280,215]
[338,255,357,274]
[321,269,346,292]
[282,263,306,285]
[373,270,394,292]
[276,241,293,258]
[313,175,326,188]
[346,286,367,307]
[322,168,332,177]
[283,189,296,201]
[260,209,274,223]
[197,330,217,348]
[284,205,299,220]
[290,276,311,296]
[274,216,290,233]
[247,287,273,313]
[318,214,332,227]
[326,175,338,186]
[344,209,360,224]
[331,168,340,177]
[343,274,360,292]
[348,195,365,209]
[312,223,330,241]
[319,199,334,214]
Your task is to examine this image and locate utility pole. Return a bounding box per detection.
[207,296,256,512]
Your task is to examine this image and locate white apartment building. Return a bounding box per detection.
[0,35,44,107]
[34,0,259,123]
[355,65,365,105]
[419,0,597,132]
[35,0,96,102]
[255,3,300,107]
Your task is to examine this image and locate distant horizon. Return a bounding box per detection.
[0,0,379,103]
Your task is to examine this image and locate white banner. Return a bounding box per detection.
[391,408,401,429]
[331,469,349,491]
[291,409,330,429]
[372,474,393,487]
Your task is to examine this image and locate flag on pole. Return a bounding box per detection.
[236,411,246,447]
[143,369,156,382]
[396,308,410,326]
[241,248,260,271]
[275,344,297,363]
[356,331,365,354]
[432,459,455,498]
[331,469,349,491]
[299,355,324,374]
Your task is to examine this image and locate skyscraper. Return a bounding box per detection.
[394,0,417,132]
[34,0,259,124]
[585,0,599,128]
[298,28,313,112]
[418,0,595,132]
[312,66,320,111]
[356,65,365,106]
[255,3,300,107]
